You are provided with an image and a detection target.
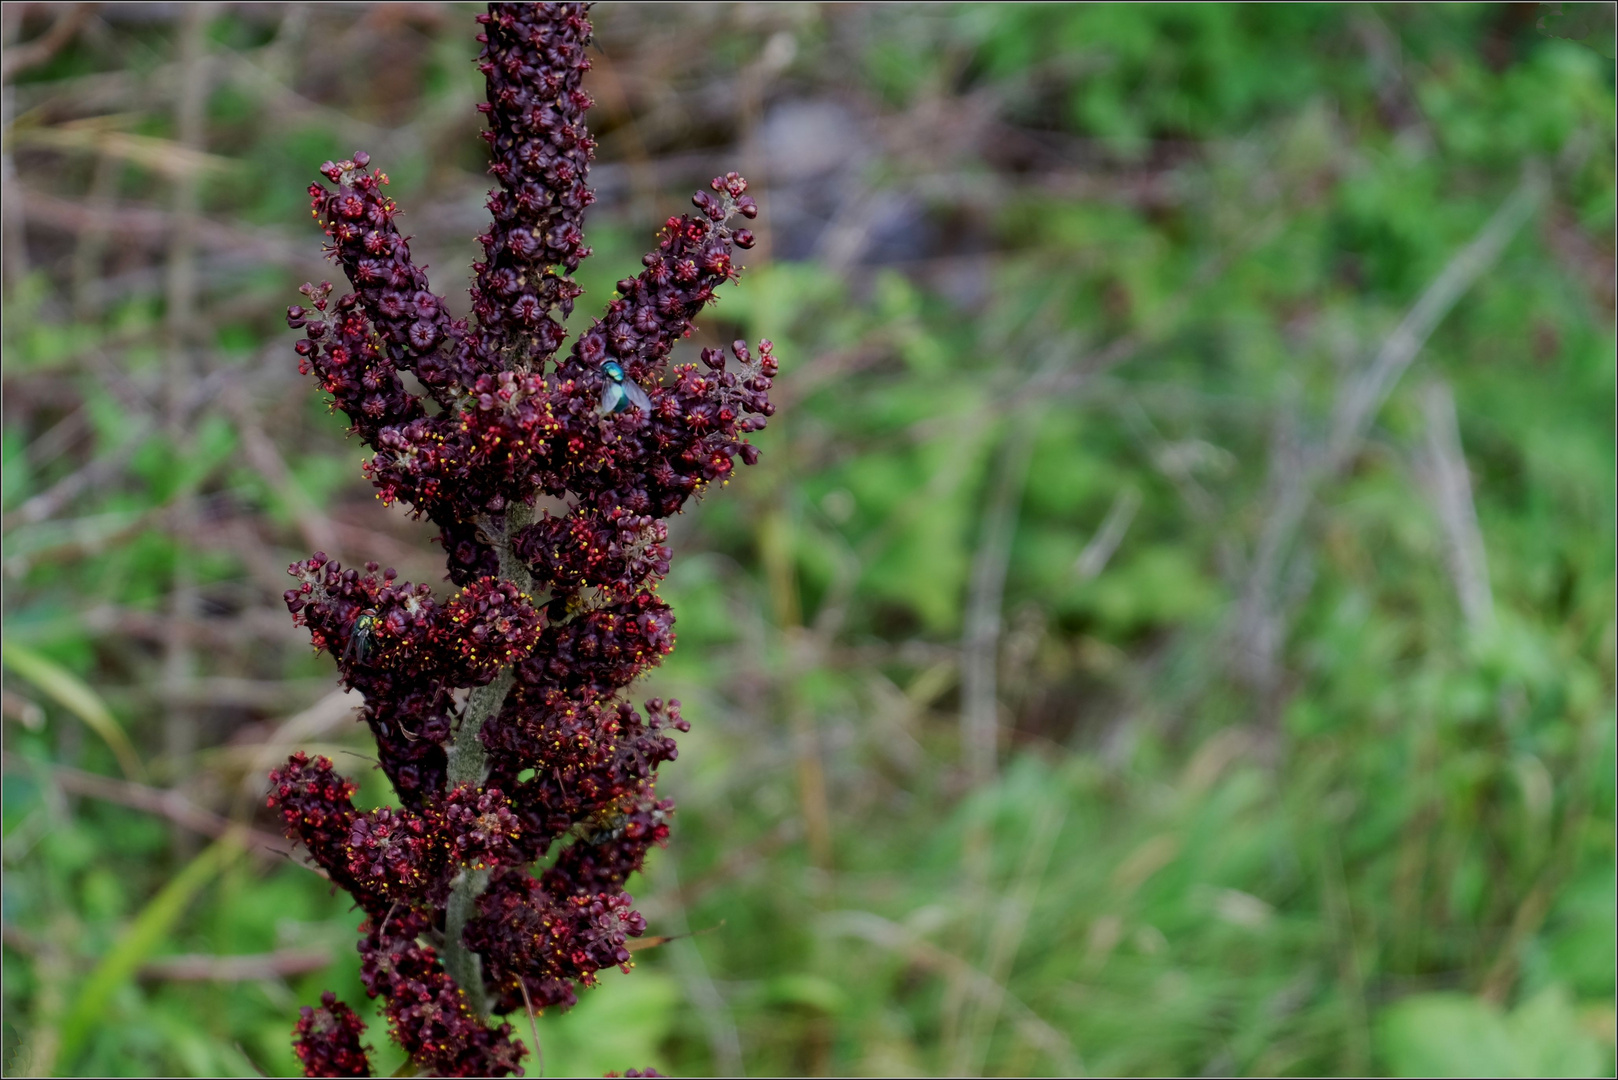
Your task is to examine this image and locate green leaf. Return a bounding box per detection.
[1,640,144,781]
[1376,986,1607,1077]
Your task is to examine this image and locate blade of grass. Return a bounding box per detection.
[54,829,247,1070]
[1,640,144,780]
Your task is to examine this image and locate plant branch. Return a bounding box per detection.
[442,501,535,1018]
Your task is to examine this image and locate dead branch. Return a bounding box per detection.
[7,756,303,866]
[1,3,92,83]
[138,948,333,982]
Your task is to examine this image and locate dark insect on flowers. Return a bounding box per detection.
[573,810,629,846]
[543,592,582,626]
[598,360,653,416]
[343,608,379,664]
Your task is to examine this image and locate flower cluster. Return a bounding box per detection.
[471,0,595,364]
[293,993,372,1078]
[357,906,526,1077]
[269,5,776,1076]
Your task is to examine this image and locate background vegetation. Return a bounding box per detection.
[2,3,1613,1076]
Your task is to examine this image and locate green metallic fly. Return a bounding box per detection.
[598,360,653,416]
[343,608,380,664]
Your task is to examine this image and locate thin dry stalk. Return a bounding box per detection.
[959,325,1078,782]
[1416,379,1495,633]
[1073,485,1141,582]
[0,3,92,82]
[1,6,29,290]
[1320,833,1371,1075]
[138,948,333,982]
[822,910,1081,1075]
[1235,167,1545,695]
[160,2,214,840]
[952,799,1068,1077]
[11,756,300,863]
[960,422,1038,783]
[657,858,746,1076]
[223,381,343,558]
[71,151,123,317]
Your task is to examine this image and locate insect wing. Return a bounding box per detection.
[344,612,376,664]
[599,381,626,416]
[623,380,653,414]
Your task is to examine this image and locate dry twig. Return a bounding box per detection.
[1234,166,1545,695]
[0,3,92,83]
[1415,379,1495,632]
[8,757,302,865]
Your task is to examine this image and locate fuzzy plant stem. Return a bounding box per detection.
[443,502,534,1017]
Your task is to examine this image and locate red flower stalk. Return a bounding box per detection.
[269,5,776,1075]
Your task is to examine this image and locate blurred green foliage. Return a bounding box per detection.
[2,3,1613,1077]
